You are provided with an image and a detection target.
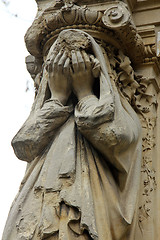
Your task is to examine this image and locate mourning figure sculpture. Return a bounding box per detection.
[2,1,144,240]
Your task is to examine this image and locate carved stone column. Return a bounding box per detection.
[128,1,160,238]
[135,60,160,239]
[2,0,160,240]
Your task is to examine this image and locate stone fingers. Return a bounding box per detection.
[71,50,88,73]
[77,51,85,71]
[81,50,91,70]
[46,53,56,73]
[63,57,70,76]
[71,50,78,73]
[53,49,64,72]
[57,51,68,73]
[47,50,91,75]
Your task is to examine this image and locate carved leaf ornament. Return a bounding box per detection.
[2,0,157,240]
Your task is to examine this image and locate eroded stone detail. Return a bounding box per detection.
[2,1,160,240]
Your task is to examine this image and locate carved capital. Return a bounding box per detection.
[25,1,145,64]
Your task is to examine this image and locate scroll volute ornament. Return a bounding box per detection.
[102,1,145,64]
[102,2,130,29]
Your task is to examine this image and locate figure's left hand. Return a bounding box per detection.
[71,50,95,101]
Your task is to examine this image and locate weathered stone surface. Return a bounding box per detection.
[2,0,160,239]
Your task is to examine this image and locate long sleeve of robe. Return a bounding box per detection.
[12,99,73,162]
[3,89,142,240]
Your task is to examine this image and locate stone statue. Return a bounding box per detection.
[2,1,149,240]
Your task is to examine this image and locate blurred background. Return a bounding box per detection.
[0,0,37,237]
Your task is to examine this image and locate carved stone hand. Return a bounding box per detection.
[71,50,95,101]
[47,50,72,105]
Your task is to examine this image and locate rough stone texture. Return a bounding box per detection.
[2,0,160,239]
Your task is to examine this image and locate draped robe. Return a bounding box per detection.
[2,33,142,240]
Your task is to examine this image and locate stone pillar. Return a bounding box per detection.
[2,1,160,239]
[129,1,160,238]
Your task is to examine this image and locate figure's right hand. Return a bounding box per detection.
[46,50,71,105]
